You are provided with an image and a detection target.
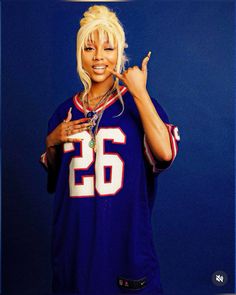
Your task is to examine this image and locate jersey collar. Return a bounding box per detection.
[73,85,128,113]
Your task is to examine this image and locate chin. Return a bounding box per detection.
[90,74,111,83]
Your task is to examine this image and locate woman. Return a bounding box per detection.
[41,5,180,295]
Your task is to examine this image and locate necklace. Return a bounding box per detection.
[80,84,115,115]
[85,92,110,114]
[87,95,111,151]
[87,91,109,101]
[80,84,117,152]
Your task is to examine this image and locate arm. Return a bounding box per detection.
[132,89,172,162]
[40,136,61,171]
[107,51,179,166]
[40,107,92,193]
[41,142,61,171]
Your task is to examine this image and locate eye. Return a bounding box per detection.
[84,47,94,51]
[105,48,114,51]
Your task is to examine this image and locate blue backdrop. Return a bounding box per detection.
[2,1,234,295]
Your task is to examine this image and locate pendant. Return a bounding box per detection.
[90,113,98,124]
[87,111,96,118]
[92,113,98,120]
[89,113,99,132]
[89,139,95,149]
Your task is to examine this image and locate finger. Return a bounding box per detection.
[65,121,92,132]
[62,133,83,141]
[62,126,88,137]
[69,127,91,135]
[142,51,151,72]
[67,118,90,127]
[72,123,94,131]
[66,127,90,141]
[106,67,124,81]
[63,124,92,136]
[66,137,83,143]
[64,107,72,123]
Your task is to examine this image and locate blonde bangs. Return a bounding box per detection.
[83,27,116,49]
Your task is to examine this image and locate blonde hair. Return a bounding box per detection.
[76,5,129,116]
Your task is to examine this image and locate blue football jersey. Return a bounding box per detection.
[41,86,180,295]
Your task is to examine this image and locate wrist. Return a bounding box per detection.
[132,90,151,106]
[132,88,149,101]
[46,135,56,149]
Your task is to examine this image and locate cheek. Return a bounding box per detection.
[82,61,91,71]
[108,53,118,64]
[81,54,90,67]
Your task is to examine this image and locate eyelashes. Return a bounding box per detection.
[84,47,114,51]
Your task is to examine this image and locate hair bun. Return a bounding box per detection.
[80,5,118,27]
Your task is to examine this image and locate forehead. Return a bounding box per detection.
[87,39,110,44]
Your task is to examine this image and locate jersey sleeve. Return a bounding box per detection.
[39,108,64,193]
[143,98,180,174]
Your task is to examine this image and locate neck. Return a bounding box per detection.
[89,78,115,100]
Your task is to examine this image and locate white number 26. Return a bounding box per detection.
[64,128,126,198]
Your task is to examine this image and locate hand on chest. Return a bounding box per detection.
[62,115,144,198]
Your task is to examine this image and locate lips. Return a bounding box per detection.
[92,65,108,69]
[92,65,108,74]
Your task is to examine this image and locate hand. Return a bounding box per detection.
[107,51,151,98]
[46,107,93,148]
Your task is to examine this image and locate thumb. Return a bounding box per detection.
[107,67,124,81]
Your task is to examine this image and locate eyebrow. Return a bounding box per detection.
[86,40,111,45]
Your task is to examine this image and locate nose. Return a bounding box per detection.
[93,48,104,60]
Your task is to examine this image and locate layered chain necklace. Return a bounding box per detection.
[80,84,117,152]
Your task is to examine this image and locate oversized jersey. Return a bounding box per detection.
[41,86,180,295]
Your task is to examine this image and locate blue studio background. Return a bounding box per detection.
[2,1,234,295]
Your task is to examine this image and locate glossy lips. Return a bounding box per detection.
[92,64,108,74]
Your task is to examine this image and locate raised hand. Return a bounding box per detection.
[46,108,93,148]
[107,51,151,98]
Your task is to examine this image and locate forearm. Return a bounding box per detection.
[45,135,61,170]
[133,90,172,161]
